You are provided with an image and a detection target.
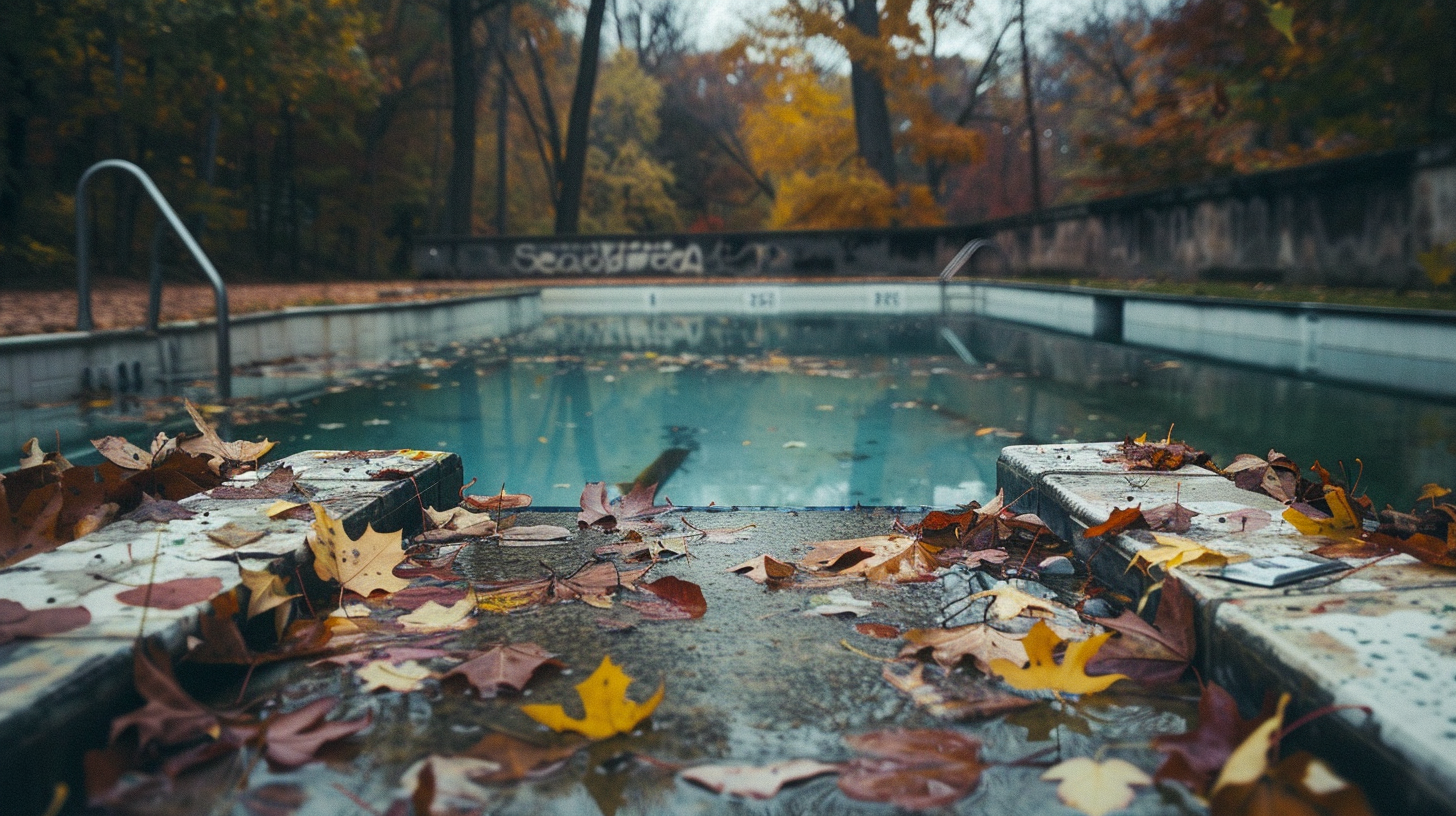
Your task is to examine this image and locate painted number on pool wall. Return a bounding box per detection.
[869,287,906,313]
[744,288,780,313]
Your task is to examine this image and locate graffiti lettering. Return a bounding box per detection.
[513,241,705,275]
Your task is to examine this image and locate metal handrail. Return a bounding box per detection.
[76,159,231,399]
[938,238,1008,281]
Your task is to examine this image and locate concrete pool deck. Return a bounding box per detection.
[0,442,1452,813]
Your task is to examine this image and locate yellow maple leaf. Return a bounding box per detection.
[1131,533,1227,573]
[308,503,409,596]
[1282,486,1360,539]
[988,620,1125,695]
[239,566,299,637]
[1042,757,1152,816]
[1419,483,1452,503]
[521,655,664,740]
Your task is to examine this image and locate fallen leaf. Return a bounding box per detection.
[553,561,649,608]
[239,567,299,635]
[499,524,573,545]
[900,624,1029,673]
[398,598,477,633]
[110,642,219,751]
[178,399,276,475]
[399,756,497,809]
[882,662,1034,721]
[0,479,64,567]
[116,577,224,610]
[1083,505,1147,538]
[988,620,1125,695]
[237,697,371,770]
[856,622,900,639]
[211,467,297,500]
[681,758,840,799]
[1104,436,1211,472]
[520,655,664,740]
[1211,694,1289,794]
[1087,575,1194,685]
[357,659,434,692]
[578,481,676,532]
[1283,486,1361,540]
[1131,534,1228,573]
[838,728,985,809]
[238,783,307,816]
[1210,750,1374,816]
[475,576,553,614]
[1154,682,1277,796]
[206,523,268,549]
[459,731,580,783]
[388,584,469,610]
[308,503,409,596]
[1419,483,1452,503]
[0,598,91,643]
[728,554,795,583]
[1042,757,1152,816]
[963,586,1060,621]
[803,588,875,617]
[122,493,196,523]
[800,535,942,583]
[420,506,497,541]
[445,643,562,697]
[1144,501,1199,533]
[627,575,706,620]
[460,490,533,512]
[92,436,155,470]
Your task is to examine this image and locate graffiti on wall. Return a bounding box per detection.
[513,240,706,275]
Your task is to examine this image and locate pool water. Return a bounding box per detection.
[237,314,1456,511]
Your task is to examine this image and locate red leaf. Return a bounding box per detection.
[110,642,218,751]
[116,577,223,610]
[211,467,297,500]
[578,482,617,530]
[838,728,985,809]
[122,493,197,523]
[855,622,901,639]
[0,598,90,644]
[444,642,562,697]
[256,697,371,769]
[1153,681,1275,796]
[634,575,707,619]
[1087,574,1195,685]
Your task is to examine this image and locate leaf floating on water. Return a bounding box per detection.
[397,598,477,633]
[230,697,371,770]
[1153,681,1277,796]
[459,732,580,783]
[357,659,434,692]
[1087,575,1195,685]
[988,620,1125,695]
[520,655,664,740]
[681,758,840,799]
[900,623,1029,673]
[444,643,562,698]
[882,662,1034,721]
[109,643,219,751]
[1041,757,1152,816]
[838,728,986,809]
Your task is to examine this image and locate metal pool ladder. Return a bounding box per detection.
[75,159,231,399]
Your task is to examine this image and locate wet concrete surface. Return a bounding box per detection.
[113,509,1198,816]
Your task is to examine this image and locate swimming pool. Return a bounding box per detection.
[233,312,1456,510]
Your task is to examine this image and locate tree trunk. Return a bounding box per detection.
[494,1,512,235]
[446,0,478,235]
[1018,0,1043,213]
[554,0,609,235]
[846,0,897,187]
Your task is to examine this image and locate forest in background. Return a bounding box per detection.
[0,0,1451,285]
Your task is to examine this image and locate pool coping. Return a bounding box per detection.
[999,441,1456,816]
[0,449,463,811]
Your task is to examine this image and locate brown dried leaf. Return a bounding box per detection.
[178,399,276,475]
[681,758,840,799]
[110,642,219,750]
[882,662,1035,721]
[444,643,562,697]
[116,577,223,610]
[838,728,985,809]
[728,554,796,584]
[900,624,1029,673]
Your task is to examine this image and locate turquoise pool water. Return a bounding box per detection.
[234,314,1456,510]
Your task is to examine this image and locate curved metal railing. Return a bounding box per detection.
[76,159,231,399]
[937,238,1008,281]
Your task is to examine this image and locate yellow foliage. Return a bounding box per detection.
[988,620,1125,695]
[308,503,410,596]
[521,655,664,740]
[1282,486,1360,539]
